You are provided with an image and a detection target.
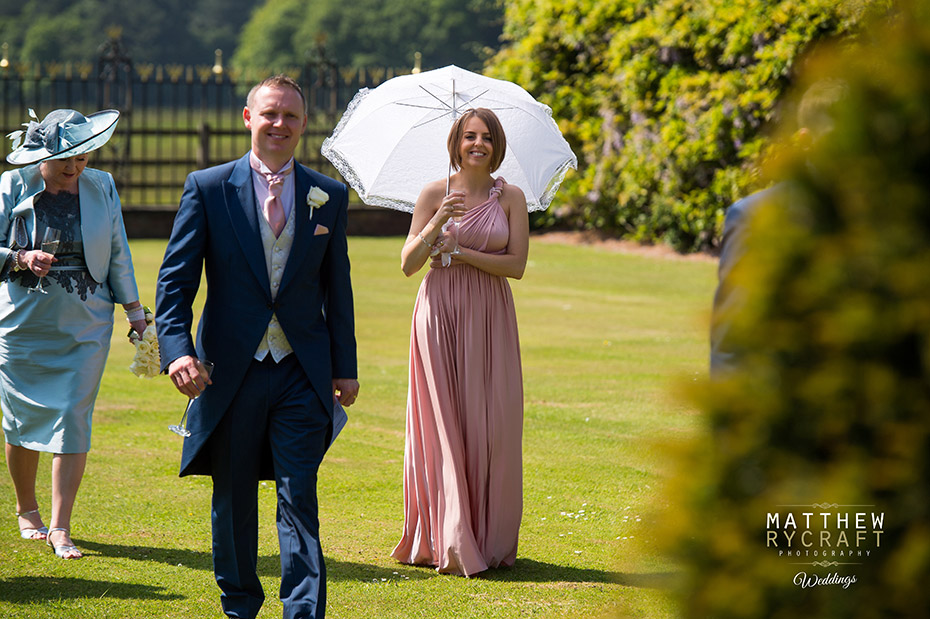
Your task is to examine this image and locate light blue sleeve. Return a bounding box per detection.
[0,171,25,279]
[102,172,141,304]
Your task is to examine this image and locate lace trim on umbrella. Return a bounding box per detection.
[533,156,576,213]
[530,103,577,212]
[322,88,418,213]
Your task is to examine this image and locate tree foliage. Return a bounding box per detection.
[488,0,886,251]
[231,0,503,72]
[661,2,930,615]
[0,0,255,66]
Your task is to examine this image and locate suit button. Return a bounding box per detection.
[266,302,273,309]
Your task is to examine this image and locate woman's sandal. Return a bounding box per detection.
[46,527,83,559]
[16,509,48,540]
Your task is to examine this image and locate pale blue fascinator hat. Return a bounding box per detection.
[6,108,119,165]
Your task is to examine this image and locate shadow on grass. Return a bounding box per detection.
[0,576,181,603]
[78,539,283,578]
[328,560,437,582]
[71,542,668,589]
[613,571,679,590]
[76,540,435,582]
[78,539,216,572]
[476,559,677,589]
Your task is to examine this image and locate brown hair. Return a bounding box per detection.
[446,108,506,172]
[246,74,306,112]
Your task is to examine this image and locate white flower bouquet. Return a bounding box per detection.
[129,306,161,378]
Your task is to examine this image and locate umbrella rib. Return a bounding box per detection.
[419,84,454,110]
[395,102,448,110]
[410,109,456,129]
[458,88,490,108]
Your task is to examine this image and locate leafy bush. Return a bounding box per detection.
[489,0,887,251]
[660,2,930,615]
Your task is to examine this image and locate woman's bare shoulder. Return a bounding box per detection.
[499,182,526,212]
[419,178,447,198]
[499,181,525,199]
[414,178,447,210]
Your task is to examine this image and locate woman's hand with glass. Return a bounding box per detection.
[24,228,61,294]
[401,183,467,277]
[432,191,466,229]
[433,191,466,265]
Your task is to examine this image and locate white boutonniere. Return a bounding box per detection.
[307,186,329,220]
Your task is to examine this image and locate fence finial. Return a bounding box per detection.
[412,51,421,75]
[212,49,223,76]
[0,43,8,69]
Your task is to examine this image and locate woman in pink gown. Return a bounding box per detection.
[392,108,529,576]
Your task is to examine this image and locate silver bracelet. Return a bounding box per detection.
[417,232,432,248]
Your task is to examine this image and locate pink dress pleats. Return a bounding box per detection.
[391,178,523,576]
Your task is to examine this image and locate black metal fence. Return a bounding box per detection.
[0,36,415,210]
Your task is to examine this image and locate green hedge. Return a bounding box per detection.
[660,2,930,615]
[489,0,887,251]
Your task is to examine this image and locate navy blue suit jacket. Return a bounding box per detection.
[156,153,357,477]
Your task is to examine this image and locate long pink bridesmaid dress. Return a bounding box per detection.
[391,178,524,576]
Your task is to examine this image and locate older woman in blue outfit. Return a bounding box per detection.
[0,109,147,559]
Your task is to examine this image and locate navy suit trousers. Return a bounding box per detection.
[209,354,330,619]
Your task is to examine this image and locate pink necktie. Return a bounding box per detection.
[250,155,292,237]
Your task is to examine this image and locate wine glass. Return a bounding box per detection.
[28,227,61,294]
[169,359,214,437]
[439,219,459,267]
[439,191,464,267]
[450,192,465,255]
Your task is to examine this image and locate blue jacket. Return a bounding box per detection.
[0,164,139,302]
[155,153,357,477]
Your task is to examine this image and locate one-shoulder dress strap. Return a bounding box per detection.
[490,177,505,198]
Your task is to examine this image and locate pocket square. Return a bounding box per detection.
[313,224,330,236]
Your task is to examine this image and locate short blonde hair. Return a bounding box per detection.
[246,75,306,112]
[446,108,506,173]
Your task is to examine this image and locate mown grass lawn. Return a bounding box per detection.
[0,235,716,618]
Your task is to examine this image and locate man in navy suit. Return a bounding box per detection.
[156,74,359,619]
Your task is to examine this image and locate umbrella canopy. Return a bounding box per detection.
[322,65,577,213]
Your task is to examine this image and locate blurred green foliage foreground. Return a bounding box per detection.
[662,2,930,617]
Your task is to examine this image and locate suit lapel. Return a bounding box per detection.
[224,154,271,294]
[278,164,313,292]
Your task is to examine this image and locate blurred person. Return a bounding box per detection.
[710,79,848,376]
[156,75,358,619]
[1,108,147,559]
[391,108,528,576]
